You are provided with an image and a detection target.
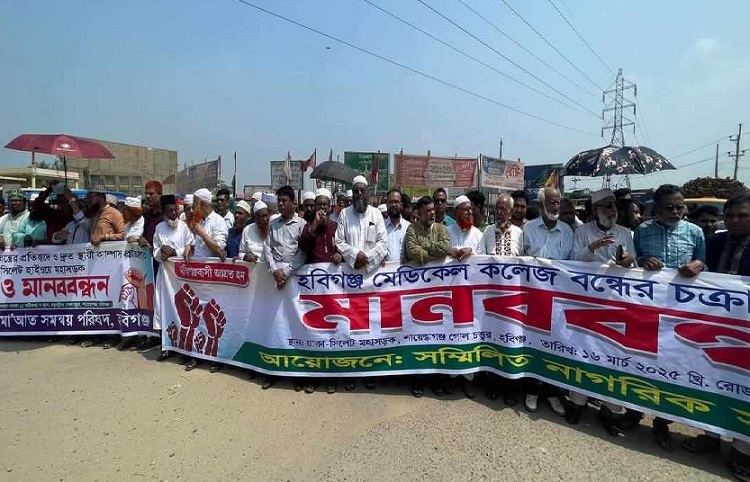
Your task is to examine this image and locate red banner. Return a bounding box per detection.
[395,155,477,188]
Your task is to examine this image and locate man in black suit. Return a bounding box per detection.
[682,194,750,481]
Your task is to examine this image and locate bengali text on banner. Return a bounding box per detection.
[159,255,750,442]
[394,154,477,188]
[0,242,155,336]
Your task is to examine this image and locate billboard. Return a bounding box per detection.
[344,152,389,193]
[524,163,565,196]
[175,159,220,194]
[270,160,303,191]
[480,156,524,191]
[395,154,477,188]
[243,185,272,199]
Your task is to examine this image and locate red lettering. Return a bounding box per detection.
[2,279,14,298]
[483,288,552,333]
[674,322,750,373]
[562,305,660,355]
[410,286,474,325]
[300,293,372,333]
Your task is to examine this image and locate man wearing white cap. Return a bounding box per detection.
[261,192,279,218]
[263,185,306,290]
[300,191,316,223]
[179,194,193,222]
[446,195,484,261]
[377,204,387,219]
[123,196,144,243]
[248,192,263,220]
[238,201,270,263]
[335,175,387,274]
[226,200,253,260]
[187,188,228,260]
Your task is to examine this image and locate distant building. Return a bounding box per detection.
[0,166,81,191]
[65,138,178,196]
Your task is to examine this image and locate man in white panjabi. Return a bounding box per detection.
[187,188,228,260]
[480,194,524,256]
[152,194,194,362]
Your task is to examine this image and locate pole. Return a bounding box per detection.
[715,143,719,179]
[499,138,503,159]
[734,123,742,181]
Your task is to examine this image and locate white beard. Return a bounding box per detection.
[596,211,617,229]
[166,219,179,229]
[543,210,559,222]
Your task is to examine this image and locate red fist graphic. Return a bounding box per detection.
[203,299,227,357]
[194,330,207,354]
[174,284,203,351]
[166,322,178,347]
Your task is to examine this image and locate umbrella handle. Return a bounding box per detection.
[63,156,68,187]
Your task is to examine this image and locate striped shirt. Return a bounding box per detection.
[633,219,706,269]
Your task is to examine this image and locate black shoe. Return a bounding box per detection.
[138,337,160,353]
[365,379,376,390]
[600,407,625,437]
[503,391,518,407]
[115,338,133,351]
[652,424,673,451]
[619,409,643,430]
[485,386,499,401]
[566,405,583,425]
[261,376,277,390]
[209,363,222,373]
[326,380,337,394]
[156,350,174,362]
[343,379,355,391]
[185,358,199,371]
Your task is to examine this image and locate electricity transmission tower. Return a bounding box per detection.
[601,68,637,188]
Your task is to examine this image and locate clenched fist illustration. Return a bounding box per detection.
[174,284,203,351]
[166,322,178,347]
[194,330,207,354]
[203,299,227,357]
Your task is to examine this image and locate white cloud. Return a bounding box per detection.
[680,36,728,65]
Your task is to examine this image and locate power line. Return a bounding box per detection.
[225,0,598,136]
[414,0,601,118]
[545,0,615,76]
[359,0,597,118]
[634,101,653,146]
[454,0,599,99]
[497,0,603,91]
[671,138,725,159]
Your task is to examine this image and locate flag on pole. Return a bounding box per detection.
[544,169,559,188]
[231,151,237,197]
[370,151,380,187]
[301,149,316,172]
[284,151,292,185]
[328,149,333,163]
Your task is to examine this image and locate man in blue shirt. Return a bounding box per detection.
[432,188,455,227]
[632,184,705,451]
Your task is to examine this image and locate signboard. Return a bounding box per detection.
[243,185,272,199]
[395,154,477,188]
[270,160,303,190]
[175,159,220,194]
[344,152,389,193]
[524,164,565,191]
[480,155,524,191]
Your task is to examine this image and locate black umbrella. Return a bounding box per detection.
[309,161,360,184]
[564,145,676,177]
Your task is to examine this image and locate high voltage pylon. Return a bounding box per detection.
[602,68,636,147]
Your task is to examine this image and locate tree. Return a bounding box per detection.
[36,160,50,169]
[682,177,749,199]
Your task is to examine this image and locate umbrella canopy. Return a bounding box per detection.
[309,161,359,184]
[5,134,115,159]
[564,145,675,177]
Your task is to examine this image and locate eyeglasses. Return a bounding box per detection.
[662,204,686,212]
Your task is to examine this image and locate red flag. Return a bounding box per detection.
[370,151,380,186]
[301,149,316,172]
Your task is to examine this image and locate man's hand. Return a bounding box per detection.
[91,234,102,247]
[615,252,635,268]
[183,245,193,262]
[272,269,287,287]
[219,249,226,263]
[243,253,258,263]
[354,251,368,269]
[332,252,343,264]
[588,235,615,252]
[191,223,205,237]
[161,245,177,259]
[678,260,704,278]
[638,257,663,271]
[138,236,150,248]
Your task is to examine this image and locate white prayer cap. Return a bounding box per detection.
[253,201,268,214]
[235,200,252,215]
[302,191,316,202]
[352,175,368,186]
[345,189,353,198]
[315,188,332,201]
[184,194,194,206]
[125,196,141,209]
[105,194,118,206]
[194,188,212,203]
[591,188,615,206]
[454,195,470,207]
[378,204,387,213]
[251,191,262,202]
[261,193,277,204]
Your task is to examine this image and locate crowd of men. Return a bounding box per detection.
[2,176,750,480]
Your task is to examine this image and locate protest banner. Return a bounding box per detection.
[395,154,477,188]
[160,255,750,441]
[480,155,524,191]
[243,185,272,199]
[175,159,220,194]
[0,243,155,336]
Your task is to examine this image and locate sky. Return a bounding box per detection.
[1,0,748,193]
